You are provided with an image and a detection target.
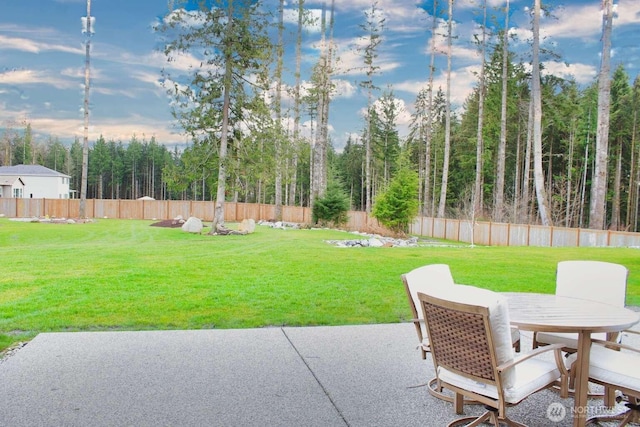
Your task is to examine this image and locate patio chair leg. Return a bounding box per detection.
[427,377,481,406]
[603,386,616,408]
[447,411,492,427]
[447,406,526,427]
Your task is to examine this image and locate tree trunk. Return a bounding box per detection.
[322,0,335,196]
[437,0,453,218]
[566,127,575,227]
[290,0,304,207]
[274,0,284,221]
[611,143,622,230]
[311,1,333,209]
[627,112,637,229]
[589,0,613,230]
[474,0,487,220]
[211,5,235,232]
[494,0,510,222]
[531,0,551,225]
[79,0,92,217]
[310,5,326,212]
[521,95,533,223]
[513,116,521,221]
[423,1,437,217]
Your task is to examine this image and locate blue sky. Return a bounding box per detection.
[1,0,640,153]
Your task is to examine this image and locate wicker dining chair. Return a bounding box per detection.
[532,260,628,404]
[402,265,522,405]
[418,286,568,427]
[401,264,460,403]
[564,326,640,426]
[402,264,456,360]
[533,260,628,351]
[402,265,521,360]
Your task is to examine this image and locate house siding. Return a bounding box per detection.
[0,165,71,199]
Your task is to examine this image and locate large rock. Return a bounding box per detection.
[368,238,384,247]
[238,218,256,234]
[181,216,203,234]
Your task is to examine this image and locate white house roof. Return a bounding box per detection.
[0,164,70,178]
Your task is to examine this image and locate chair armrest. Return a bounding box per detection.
[496,343,565,372]
[411,318,425,324]
[497,343,569,398]
[591,338,640,354]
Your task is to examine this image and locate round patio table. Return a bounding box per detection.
[505,292,640,427]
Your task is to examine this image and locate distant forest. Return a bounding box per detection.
[2,62,639,232]
[1,1,638,232]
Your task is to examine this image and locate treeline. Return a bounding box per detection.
[2,61,640,231]
[1,1,638,232]
[0,128,173,200]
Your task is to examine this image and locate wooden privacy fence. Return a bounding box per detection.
[0,198,372,233]
[1,198,639,248]
[409,217,640,248]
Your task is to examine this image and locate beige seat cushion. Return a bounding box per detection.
[439,357,561,404]
[566,344,640,393]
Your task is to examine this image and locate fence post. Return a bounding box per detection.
[489,222,492,246]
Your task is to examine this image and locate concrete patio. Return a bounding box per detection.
[0,323,635,427]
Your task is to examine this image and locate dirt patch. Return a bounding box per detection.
[149,219,186,228]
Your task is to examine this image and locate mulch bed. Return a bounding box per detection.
[149,219,186,228]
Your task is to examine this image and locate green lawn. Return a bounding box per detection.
[1,218,639,352]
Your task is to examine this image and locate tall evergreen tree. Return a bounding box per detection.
[273,0,285,220]
[609,65,632,230]
[310,0,336,211]
[159,0,272,230]
[358,0,384,214]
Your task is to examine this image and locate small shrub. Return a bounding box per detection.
[372,168,419,233]
[312,184,350,227]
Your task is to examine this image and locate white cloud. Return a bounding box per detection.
[0,69,77,90]
[284,7,323,33]
[331,78,358,99]
[335,40,402,77]
[395,64,481,108]
[540,3,602,40]
[456,0,510,9]
[375,96,412,129]
[616,2,640,26]
[305,0,428,34]
[0,99,184,146]
[0,34,82,56]
[541,60,597,84]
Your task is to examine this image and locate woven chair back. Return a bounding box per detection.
[421,296,497,383]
